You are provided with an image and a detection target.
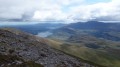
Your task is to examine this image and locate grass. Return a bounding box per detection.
[48,40,120,67]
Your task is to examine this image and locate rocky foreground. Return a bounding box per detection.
[0,28,97,67]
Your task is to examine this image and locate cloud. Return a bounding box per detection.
[33,10,67,21]
[0,0,120,23]
[68,0,120,21]
[0,0,34,19]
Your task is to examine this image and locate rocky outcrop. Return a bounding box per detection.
[0,28,96,67]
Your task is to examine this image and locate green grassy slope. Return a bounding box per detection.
[47,37,120,67]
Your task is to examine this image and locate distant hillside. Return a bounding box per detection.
[51,21,120,41]
[0,28,96,67]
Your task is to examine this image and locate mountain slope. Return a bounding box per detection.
[0,28,96,67]
[48,21,120,67]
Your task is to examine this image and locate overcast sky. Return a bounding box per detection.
[0,0,120,23]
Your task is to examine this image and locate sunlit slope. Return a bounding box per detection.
[48,38,120,67]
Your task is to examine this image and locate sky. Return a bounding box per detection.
[0,0,120,24]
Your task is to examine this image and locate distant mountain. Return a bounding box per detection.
[65,21,120,31]
[0,28,96,67]
[0,23,65,35]
[51,21,120,41]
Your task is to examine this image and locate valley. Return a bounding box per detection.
[47,21,120,67]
